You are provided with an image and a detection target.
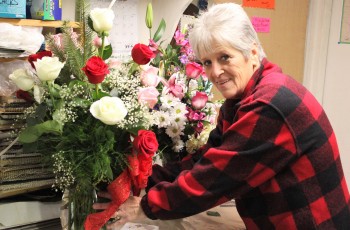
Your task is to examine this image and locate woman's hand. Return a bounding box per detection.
[92,192,147,229]
[106,196,145,228]
[92,191,112,210]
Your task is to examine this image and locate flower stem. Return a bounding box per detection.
[47,81,56,110]
[95,84,99,97]
[100,33,105,58]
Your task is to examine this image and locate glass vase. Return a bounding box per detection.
[61,186,96,230]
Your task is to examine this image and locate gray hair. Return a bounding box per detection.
[189,3,266,61]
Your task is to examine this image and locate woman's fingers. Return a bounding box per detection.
[106,210,126,229]
[92,202,111,210]
[97,191,112,199]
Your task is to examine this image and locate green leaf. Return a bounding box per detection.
[128,62,139,75]
[73,98,91,108]
[35,104,48,120]
[87,16,95,33]
[69,79,89,89]
[101,44,112,60]
[22,142,39,153]
[50,84,62,98]
[92,90,110,100]
[19,120,63,143]
[106,166,113,180]
[55,99,65,110]
[153,19,166,42]
[27,117,41,126]
[127,127,141,136]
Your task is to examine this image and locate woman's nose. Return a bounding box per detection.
[211,62,223,79]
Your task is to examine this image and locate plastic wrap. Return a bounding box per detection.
[0,23,44,55]
[0,60,31,96]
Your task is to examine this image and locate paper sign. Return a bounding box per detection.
[340,0,350,43]
[90,0,139,61]
[243,0,275,9]
[251,17,271,33]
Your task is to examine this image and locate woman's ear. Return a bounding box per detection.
[250,43,260,67]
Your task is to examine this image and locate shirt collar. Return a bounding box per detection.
[240,58,267,100]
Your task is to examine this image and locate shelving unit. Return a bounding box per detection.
[0,96,56,199]
[0,57,28,63]
[0,18,79,28]
[0,183,55,199]
[0,16,77,229]
[0,19,79,62]
[0,18,78,198]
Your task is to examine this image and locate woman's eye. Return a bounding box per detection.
[220,55,229,61]
[203,60,211,66]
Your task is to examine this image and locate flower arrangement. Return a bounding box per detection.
[130,4,221,164]
[9,1,159,229]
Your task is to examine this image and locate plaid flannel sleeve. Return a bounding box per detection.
[145,111,224,192]
[141,100,298,219]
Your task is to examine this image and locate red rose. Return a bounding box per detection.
[133,130,158,160]
[28,50,53,69]
[82,56,110,84]
[131,43,155,65]
[16,90,33,103]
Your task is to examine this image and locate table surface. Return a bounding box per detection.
[112,201,246,230]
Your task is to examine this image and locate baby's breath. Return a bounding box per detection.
[52,151,75,191]
[56,84,90,123]
[105,65,151,129]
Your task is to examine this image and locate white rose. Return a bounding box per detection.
[9,69,34,91]
[90,8,115,33]
[90,96,127,125]
[34,56,65,82]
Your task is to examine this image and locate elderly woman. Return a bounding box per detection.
[97,3,350,229]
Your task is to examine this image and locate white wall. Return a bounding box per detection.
[139,0,192,45]
[61,0,192,49]
[61,0,75,21]
[304,0,350,189]
[322,0,350,187]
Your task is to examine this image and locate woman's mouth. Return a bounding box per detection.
[216,79,230,85]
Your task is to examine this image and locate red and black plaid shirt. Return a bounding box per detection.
[141,59,350,229]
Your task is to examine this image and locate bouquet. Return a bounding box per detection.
[9,1,159,229]
[8,1,221,229]
[130,4,221,164]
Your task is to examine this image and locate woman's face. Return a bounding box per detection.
[200,44,260,99]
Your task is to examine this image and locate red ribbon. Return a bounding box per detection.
[84,170,131,230]
[84,155,154,230]
[84,130,157,230]
[127,152,153,196]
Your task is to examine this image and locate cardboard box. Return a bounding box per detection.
[0,0,26,19]
[43,0,61,20]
